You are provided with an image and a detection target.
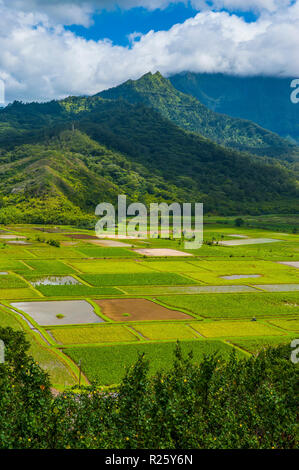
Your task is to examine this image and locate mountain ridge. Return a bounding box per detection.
[98,72,299,162]
[0,78,298,223]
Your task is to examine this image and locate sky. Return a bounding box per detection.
[0,0,298,103]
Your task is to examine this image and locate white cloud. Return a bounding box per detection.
[3,1,295,27]
[0,1,298,103]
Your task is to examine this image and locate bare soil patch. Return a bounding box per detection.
[134,248,193,257]
[65,234,99,240]
[94,298,193,322]
[87,240,132,247]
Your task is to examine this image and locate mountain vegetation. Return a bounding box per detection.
[170,72,299,145]
[99,72,299,161]
[0,77,298,223]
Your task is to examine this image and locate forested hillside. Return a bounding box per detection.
[0,85,298,223]
[170,72,299,144]
[99,72,299,161]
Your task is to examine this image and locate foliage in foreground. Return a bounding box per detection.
[0,327,298,449]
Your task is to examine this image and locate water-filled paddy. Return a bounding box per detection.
[219,238,281,246]
[30,276,81,286]
[221,274,261,280]
[10,300,104,325]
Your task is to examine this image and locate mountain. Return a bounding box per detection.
[169,72,299,145]
[0,88,298,223]
[99,72,299,161]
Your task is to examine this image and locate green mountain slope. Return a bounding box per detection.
[99,72,299,161]
[0,90,298,223]
[169,72,299,144]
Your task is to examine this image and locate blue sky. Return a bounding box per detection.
[67,3,258,46]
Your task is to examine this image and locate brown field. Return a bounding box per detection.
[94,298,193,322]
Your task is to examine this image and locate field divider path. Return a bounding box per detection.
[187,324,205,338]
[223,340,252,358]
[13,272,44,298]
[19,260,35,271]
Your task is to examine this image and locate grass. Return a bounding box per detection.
[0,260,33,273]
[231,336,296,354]
[24,260,76,275]
[0,246,35,259]
[28,248,84,259]
[76,247,138,258]
[138,260,208,273]
[69,260,155,274]
[65,340,246,385]
[157,292,299,319]
[50,325,138,345]
[35,285,121,297]
[191,320,285,338]
[0,274,28,289]
[79,272,197,286]
[267,319,299,332]
[132,323,200,341]
[184,260,299,285]
[0,288,40,299]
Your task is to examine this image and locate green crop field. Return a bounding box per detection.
[65,340,246,385]
[157,292,299,319]
[79,272,197,286]
[24,260,76,275]
[69,260,155,274]
[0,221,297,389]
[35,285,121,297]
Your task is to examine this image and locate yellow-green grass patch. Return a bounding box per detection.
[24,260,76,275]
[191,320,285,338]
[138,261,209,273]
[76,247,138,258]
[0,259,33,273]
[267,319,299,332]
[230,336,296,355]
[0,288,40,300]
[50,324,138,345]
[132,323,200,341]
[69,260,155,274]
[28,248,84,259]
[0,274,28,289]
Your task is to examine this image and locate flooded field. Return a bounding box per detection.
[10,300,104,325]
[219,238,281,246]
[30,276,81,286]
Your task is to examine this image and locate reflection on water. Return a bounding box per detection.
[30,276,81,286]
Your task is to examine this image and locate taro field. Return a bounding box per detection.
[0,221,298,390]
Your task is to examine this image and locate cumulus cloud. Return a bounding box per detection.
[0,0,298,103]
